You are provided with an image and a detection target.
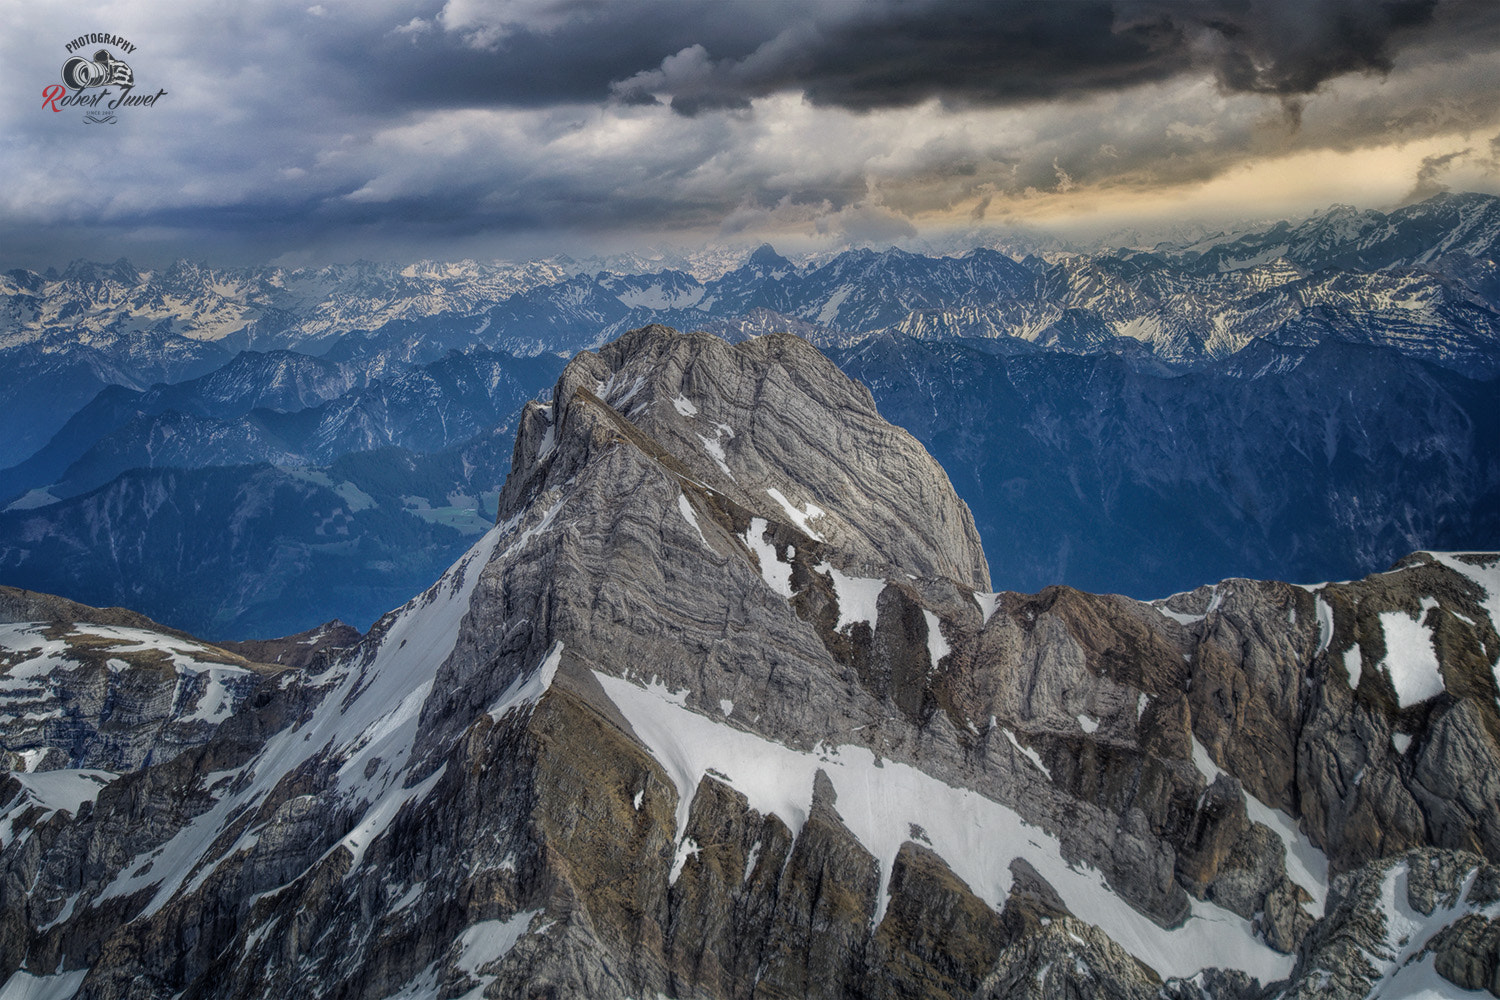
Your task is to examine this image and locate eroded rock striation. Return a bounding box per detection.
[3,325,1500,999]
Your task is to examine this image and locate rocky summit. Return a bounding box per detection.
[3,325,1500,999]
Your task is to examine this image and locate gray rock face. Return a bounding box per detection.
[1277,848,1500,999]
[506,325,990,589]
[0,589,276,773]
[1,326,1499,1000]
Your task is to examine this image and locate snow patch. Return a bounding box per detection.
[765,488,826,541]
[1360,863,1496,999]
[338,765,447,877]
[1316,597,1334,655]
[1156,606,1205,626]
[389,881,425,914]
[454,909,540,999]
[973,591,1001,625]
[617,284,706,310]
[742,518,792,598]
[0,969,89,1000]
[744,840,762,884]
[97,524,509,917]
[696,431,735,479]
[922,610,949,669]
[1192,737,1328,913]
[676,493,713,551]
[178,663,251,723]
[1,769,116,848]
[1429,553,1500,631]
[672,394,698,417]
[1002,728,1052,781]
[817,285,853,324]
[818,563,884,631]
[1077,714,1100,734]
[1345,646,1363,689]
[611,375,647,407]
[594,671,1295,982]
[38,892,80,932]
[1378,608,1444,708]
[1429,555,1500,699]
[486,641,564,722]
[670,837,701,885]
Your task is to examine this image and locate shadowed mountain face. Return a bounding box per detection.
[0,347,567,505]
[833,334,1500,599]
[3,326,1500,1000]
[0,348,567,639]
[0,430,519,639]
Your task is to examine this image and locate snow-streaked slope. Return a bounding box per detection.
[596,671,1297,984]
[95,524,506,916]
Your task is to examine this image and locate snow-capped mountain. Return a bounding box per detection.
[0,257,574,352]
[6,193,1499,378]
[1174,193,1500,274]
[0,257,573,465]
[330,191,1500,373]
[4,326,1500,999]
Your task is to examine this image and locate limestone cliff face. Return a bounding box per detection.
[2,326,1500,1000]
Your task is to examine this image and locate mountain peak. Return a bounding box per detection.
[59,257,138,284]
[747,242,790,270]
[503,325,990,592]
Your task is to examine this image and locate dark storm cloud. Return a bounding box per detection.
[1198,0,1437,95]
[1402,147,1474,203]
[601,0,1496,116]
[4,0,1499,268]
[312,0,789,111]
[299,0,1500,117]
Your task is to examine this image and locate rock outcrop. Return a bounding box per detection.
[0,588,278,773]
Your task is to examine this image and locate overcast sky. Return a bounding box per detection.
[4,0,1499,267]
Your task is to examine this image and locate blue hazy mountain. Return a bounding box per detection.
[1,347,564,504]
[832,334,1500,598]
[0,427,522,638]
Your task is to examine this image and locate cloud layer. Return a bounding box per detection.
[2,0,1498,265]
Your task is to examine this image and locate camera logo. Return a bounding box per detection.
[42,33,165,123]
[62,49,134,90]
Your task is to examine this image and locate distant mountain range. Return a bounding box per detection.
[1,192,1497,636]
[5,194,1498,364]
[1,348,564,504]
[0,427,527,639]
